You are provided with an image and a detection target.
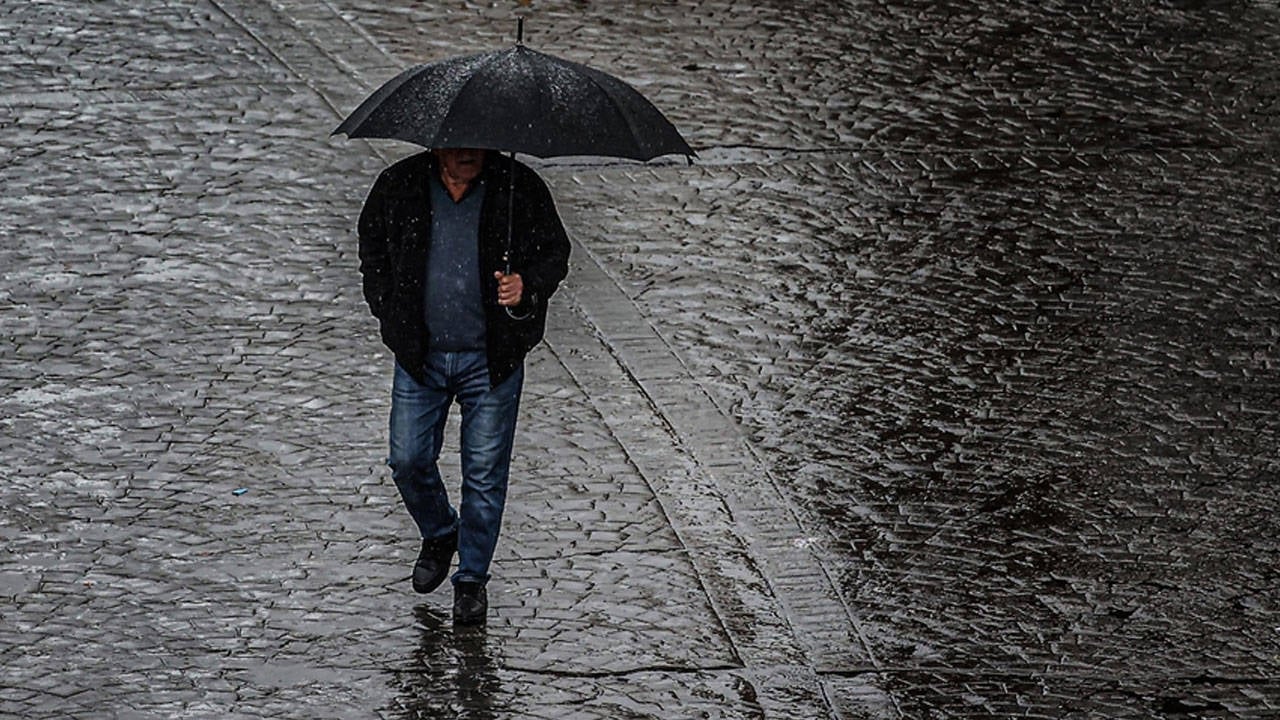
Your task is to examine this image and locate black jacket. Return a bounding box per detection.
[357,151,571,387]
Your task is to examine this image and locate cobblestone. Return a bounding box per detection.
[4,0,1280,718]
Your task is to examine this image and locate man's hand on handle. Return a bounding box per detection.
[495,271,523,307]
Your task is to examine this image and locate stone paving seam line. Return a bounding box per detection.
[547,315,851,720]
[565,230,888,662]
[658,353,906,720]
[541,336,748,673]
[206,0,341,117]
[516,546,692,562]
[542,311,840,720]
[220,0,419,174]
[499,661,742,679]
[574,219,913,717]
[308,0,404,69]
[548,234,890,718]
[256,0,399,97]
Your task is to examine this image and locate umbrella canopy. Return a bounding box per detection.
[333,43,694,161]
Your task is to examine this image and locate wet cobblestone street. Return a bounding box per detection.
[2,1,1278,718]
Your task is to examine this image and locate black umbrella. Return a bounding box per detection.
[333,20,693,317]
[332,20,694,161]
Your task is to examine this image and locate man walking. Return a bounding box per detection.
[356,147,570,624]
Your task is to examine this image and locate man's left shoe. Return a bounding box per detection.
[452,581,488,625]
[412,531,457,594]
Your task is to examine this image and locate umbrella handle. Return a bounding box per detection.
[504,151,516,275]
[504,151,533,321]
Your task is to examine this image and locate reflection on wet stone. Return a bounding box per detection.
[2,0,1279,718]
[391,606,500,720]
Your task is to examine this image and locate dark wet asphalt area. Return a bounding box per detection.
[2,1,1278,718]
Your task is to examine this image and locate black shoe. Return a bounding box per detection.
[411,531,457,594]
[452,581,488,625]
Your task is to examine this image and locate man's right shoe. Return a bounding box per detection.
[452,581,488,625]
[411,531,457,594]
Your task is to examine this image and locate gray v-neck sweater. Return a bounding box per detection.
[424,172,487,351]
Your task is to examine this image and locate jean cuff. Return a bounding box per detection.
[451,572,489,587]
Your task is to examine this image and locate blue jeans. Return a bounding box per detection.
[389,352,523,585]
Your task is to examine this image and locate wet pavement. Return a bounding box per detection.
[2,1,1278,718]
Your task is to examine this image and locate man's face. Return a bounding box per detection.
[436,148,485,185]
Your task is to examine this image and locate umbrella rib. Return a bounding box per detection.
[574,66,649,160]
[524,51,561,156]
[334,62,425,136]
[432,49,516,150]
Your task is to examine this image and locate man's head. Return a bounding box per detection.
[434,147,486,187]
